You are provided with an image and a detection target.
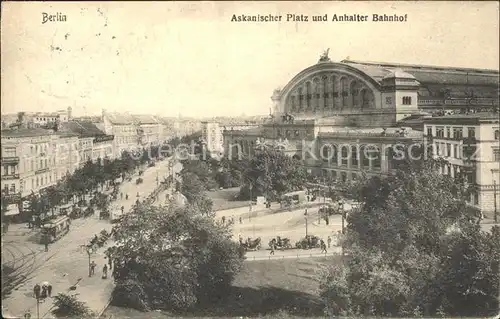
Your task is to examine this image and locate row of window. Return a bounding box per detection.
[429,126,475,139]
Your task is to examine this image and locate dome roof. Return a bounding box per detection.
[382,68,417,80]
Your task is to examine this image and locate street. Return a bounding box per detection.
[1,159,173,319]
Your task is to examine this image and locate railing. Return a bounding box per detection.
[418,98,498,106]
[1,156,19,163]
[35,168,50,174]
[1,173,20,180]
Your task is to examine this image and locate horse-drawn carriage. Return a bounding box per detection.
[240,237,262,251]
[295,235,321,249]
[269,236,292,250]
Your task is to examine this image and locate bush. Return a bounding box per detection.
[52,293,93,318]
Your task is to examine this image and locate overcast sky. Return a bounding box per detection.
[1,1,498,118]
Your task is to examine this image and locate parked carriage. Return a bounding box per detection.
[240,237,261,251]
[295,235,321,249]
[269,236,293,250]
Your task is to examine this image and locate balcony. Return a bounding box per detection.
[35,167,50,174]
[2,192,21,201]
[1,173,20,180]
[1,156,19,164]
[462,136,477,144]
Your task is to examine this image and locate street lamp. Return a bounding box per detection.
[339,201,345,234]
[32,285,40,319]
[304,216,308,237]
[492,170,498,223]
[85,244,93,277]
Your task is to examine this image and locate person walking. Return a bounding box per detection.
[120,192,123,200]
[270,241,275,255]
[33,283,41,299]
[327,236,332,248]
[102,264,108,279]
[222,216,226,224]
[90,261,97,276]
[320,239,327,254]
[44,237,49,252]
[125,194,129,200]
[239,216,242,224]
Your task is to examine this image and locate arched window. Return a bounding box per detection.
[290,95,296,112]
[322,75,329,108]
[495,130,499,140]
[306,82,312,109]
[298,87,303,110]
[350,81,359,108]
[361,89,373,109]
[313,78,320,109]
[341,78,349,108]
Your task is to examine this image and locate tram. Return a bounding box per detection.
[40,216,71,243]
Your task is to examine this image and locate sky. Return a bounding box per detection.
[1,1,499,118]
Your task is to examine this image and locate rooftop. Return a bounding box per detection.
[1,127,55,138]
[59,120,107,138]
[340,59,499,87]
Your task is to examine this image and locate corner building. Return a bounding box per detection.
[223,57,499,214]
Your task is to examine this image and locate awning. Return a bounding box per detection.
[4,204,20,216]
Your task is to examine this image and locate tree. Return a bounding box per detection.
[52,293,93,318]
[180,172,206,203]
[109,203,244,312]
[239,148,307,200]
[320,160,500,317]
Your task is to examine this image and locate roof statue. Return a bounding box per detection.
[318,48,331,62]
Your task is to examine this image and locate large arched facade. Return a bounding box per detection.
[277,63,382,116]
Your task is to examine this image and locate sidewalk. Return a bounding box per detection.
[2,162,171,319]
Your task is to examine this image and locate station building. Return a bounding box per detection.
[222,55,499,216]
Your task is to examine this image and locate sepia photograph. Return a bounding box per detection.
[1,1,499,318]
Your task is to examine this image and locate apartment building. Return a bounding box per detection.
[1,128,59,200]
[424,113,499,217]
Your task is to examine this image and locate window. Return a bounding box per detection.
[495,130,499,140]
[452,127,463,139]
[447,144,452,157]
[427,127,432,137]
[446,127,450,138]
[341,146,349,166]
[352,146,359,166]
[436,127,444,138]
[402,96,412,105]
[468,127,476,139]
[386,97,392,105]
[493,148,500,162]
[10,184,15,193]
[2,147,16,157]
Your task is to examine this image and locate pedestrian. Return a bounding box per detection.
[47,283,52,297]
[320,240,327,254]
[327,236,332,248]
[270,242,275,255]
[120,192,123,199]
[102,264,108,279]
[239,216,242,224]
[44,238,49,252]
[40,285,47,299]
[33,283,41,299]
[24,309,31,319]
[222,216,225,224]
[125,194,129,200]
[90,261,97,276]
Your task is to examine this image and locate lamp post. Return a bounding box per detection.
[248,183,253,222]
[32,286,40,319]
[492,169,498,223]
[304,216,308,237]
[85,245,93,277]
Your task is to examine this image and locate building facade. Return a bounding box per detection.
[102,110,139,156]
[424,113,500,218]
[55,132,80,180]
[1,128,59,200]
[223,55,499,214]
[134,115,162,146]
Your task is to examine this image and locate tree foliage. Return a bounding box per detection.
[239,148,307,200]
[52,293,93,318]
[320,160,500,317]
[109,203,244,312]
